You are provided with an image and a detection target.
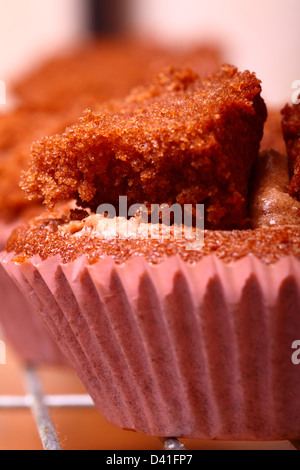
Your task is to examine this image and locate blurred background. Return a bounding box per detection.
[0,0,299,106]
[0,0,299,450]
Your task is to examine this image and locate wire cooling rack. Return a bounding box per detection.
[0,364,185,450]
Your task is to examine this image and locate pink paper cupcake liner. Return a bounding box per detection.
[1,252,300,440]
[0,254,68,366]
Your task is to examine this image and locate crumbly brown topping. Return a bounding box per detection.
[20,65,267,230]
[0,39,222,220]
[4,51,299,266]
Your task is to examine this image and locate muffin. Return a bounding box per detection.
[0,39,222,365]
[2,65,300,440]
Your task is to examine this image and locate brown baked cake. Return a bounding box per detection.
[7,148,300,265]
[20,65,267,230]
[2,65,300,441]
[0,39,222,227]
[3,172,300,439]
[281,103,300,200]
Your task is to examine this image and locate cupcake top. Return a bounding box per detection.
[6,213,300,265]
[6,65,300,266]
[20,65,267,230]
[7,150,300,265]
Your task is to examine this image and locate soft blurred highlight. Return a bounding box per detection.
[129,0,300,106]
[0,0,87,84]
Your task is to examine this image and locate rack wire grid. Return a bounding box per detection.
[0,363,299,451]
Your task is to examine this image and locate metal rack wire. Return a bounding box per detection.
[0,364,185,450]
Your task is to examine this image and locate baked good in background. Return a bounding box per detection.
[2,64,300,440]
[282,103,300,201]
[12,38,222,113]
[260,109,286,154]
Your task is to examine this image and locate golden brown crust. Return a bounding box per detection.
[6,214,300,265]
[20,65,267,230]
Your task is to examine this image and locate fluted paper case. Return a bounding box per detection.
[1,252,300,440]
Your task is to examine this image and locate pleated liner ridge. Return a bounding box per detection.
[1,252,300,440]
[0,255,68,365]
